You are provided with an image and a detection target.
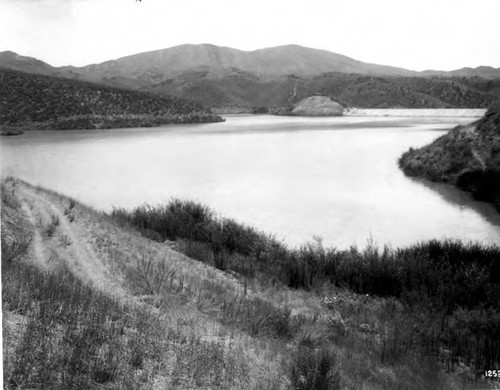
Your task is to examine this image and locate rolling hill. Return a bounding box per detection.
[421,66,500,79]
[1,44,499,112]
[72,43,419,81]
[0,44,418,82]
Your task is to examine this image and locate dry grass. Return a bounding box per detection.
[2,177,495,389]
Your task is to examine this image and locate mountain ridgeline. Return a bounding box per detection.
[399,105,500,211]
[1,44,499,114]
[0,69,222,130]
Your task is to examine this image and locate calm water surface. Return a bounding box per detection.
[2,114,500,248]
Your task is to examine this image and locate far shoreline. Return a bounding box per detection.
[214,107,488,118]
[2,109,487,133]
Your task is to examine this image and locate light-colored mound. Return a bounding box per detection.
[291,96,344,116]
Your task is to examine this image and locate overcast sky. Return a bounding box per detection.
[0,0,499,71]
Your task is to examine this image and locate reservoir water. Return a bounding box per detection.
[2,113,500,249]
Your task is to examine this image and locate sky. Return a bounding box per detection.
[0,0,499,71]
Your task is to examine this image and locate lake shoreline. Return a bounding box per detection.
[2,109,484,132]
[0,113,224,132]
[215,107,488,118]
[2,114,498,248]
[399,105,500,213]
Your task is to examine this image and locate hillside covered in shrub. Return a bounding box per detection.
[4,178,500,389]
[0,69,222,130]
[112,199,500,376]
[146,71,498,112]
[399,105,500,211]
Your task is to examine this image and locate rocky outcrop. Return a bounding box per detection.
[399,105,500,210]
[289,96,344,116]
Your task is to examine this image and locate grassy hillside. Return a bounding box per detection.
[399,105,500,211]
[0,69,222,130]
[1,44,417,82]
[112,201,500,373]
[3,177,499,389]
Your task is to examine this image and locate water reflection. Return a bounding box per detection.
[412,177,500,230]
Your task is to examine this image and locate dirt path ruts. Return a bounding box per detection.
[12,180,260,311]
[471,148,487,170]
[20,201,51,269]
[16,183,128,299]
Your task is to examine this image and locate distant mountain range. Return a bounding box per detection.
[1,44,499,111]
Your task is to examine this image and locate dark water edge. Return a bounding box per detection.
[1,113,224,131]
[0,130,24,136]
[456,169,500,212]
[410,177,500,227]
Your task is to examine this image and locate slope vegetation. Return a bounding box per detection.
[399,105,500,210]
[3,178,500,389]
[147,71,497,111]
[0,69,222,130]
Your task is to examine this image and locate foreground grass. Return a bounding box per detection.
[3,178,499,389]
[0,180,260,389]
[4,261,161,388]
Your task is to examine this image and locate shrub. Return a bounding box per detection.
[111,202,500,310]
[133,252,171,295]
[1,181,20,209]
[1,234,32,265]
[111,200,285,279]
[1,182,33,264]
[44,221,57,238]
[289,337,341,390]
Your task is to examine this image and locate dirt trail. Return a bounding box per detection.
[16,183,129,299]
[471,148,487,170]
[9,180,312,334]
[20,201,50,269]
[12,181,247,306]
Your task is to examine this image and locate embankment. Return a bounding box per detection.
[399,105,500,210]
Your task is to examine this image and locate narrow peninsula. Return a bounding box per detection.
[399,105,500,211]
[0,69,223,131]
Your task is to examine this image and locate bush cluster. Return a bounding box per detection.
[111,199,500,371]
